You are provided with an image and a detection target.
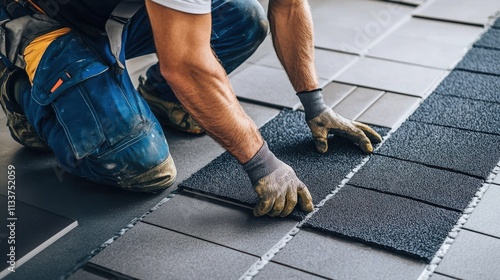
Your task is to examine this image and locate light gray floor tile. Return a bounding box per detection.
[298,82,356,111]
[89,222,257,280]
[463,184,500,238]
[246,35,274,64]
[273,230,426,280]
[230,64,299,109]
[368,18,483,69]
[310,0,413,54]
[143,194,297,256]
[333,87,384,120]
[413,0,500,26]
[254,262,327,280]
[125,54,158,88]
[240,102,281,128]
[356,92,421,128]
[255,48,358,80]
[436,229,500,280]
[494,173,500,185]
[429,273,460,280]
[335,57,446,97]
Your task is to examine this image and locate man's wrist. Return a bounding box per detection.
[243,141,281,186]
[297,88,328,121]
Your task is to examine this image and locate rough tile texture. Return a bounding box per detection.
[433,70,500,103]
[348,155,482,211]
[273,229,426,279]
[143,193,296,256]
[254,262,327,280]
[413,0,500,26]
[356,92,421,128]
[180,110,389,219]
[310,0,413,54]
[456,47,500,76]
[436,229,500,280]
[368,18,482,69]
[474,28,500,51]
[463,185,500,238]
[89,222,257,279]
[410,94,500,135]
[429,273,461,280]
[335,57,446,97]
[377,121,500,179]
[67,269,109,280]
[332,87,384,121]
[304,187,461,261]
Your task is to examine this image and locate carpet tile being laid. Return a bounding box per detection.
[303,186,461,261]
[180,110,390,219]
[348,155,482,211]
[455,47,500,76]
[433,70,500,103]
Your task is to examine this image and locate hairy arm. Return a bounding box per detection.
[268,0,318,93]
[145,1,262,163]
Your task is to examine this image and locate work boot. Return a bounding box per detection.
[0,62,49,150]
[137,76,204,135]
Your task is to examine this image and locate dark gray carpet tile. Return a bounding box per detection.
[180,110,389,219]
[348,156,482,211]
[475,28,500,50]
[376,121,500,179]
[433,70,500,103]
[455,47,500,75]
[410,94,500,135]
[494,17,500,29]
[304,187,461,262]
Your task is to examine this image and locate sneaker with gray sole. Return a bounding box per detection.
[138,76,204,135]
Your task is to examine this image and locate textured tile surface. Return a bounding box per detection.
[377,121,500,178]
[255,48,357,80]
[311,0,413,53]
[230,64,299,109]
[368,18,482,69]
[475,28,500,50]
[436,229,500,279]
[348,155,482,211]
[433,70,500,103]
[90,222,257,279]
[181,110,389,219]
[332,87,384,120]
[313,82,356,110]
[67,269,109,280]
[356,92,421,128]
[273,229,426,279]
[254,262,326,280]
[463,185,500,238]
[413,0,500,26]
[335,57,446,97]
[410,94,500,135]
[304,187,460,261]
[456,47,500,76]
[143,193,296,256]
[429,273,461,280]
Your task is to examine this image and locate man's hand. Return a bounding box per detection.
[298,89,382,154]
[244,142,314,217]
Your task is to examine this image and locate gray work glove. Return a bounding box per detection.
[243,142,314,217]
[298,89,382,153]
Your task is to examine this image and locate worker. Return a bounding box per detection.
[0,0,381,217]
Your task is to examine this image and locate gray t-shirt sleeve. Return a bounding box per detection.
[150,0,211,14]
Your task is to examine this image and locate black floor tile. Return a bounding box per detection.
[474,28,500,51]
[89,222,257,279]
[303,187,460,262]
[410,94,500,135]
[0,196,77,278]
[456,47,500,76]
[376,121,500,179]
[143,193,296,256]
[180,110,389,219]
[348,155,482,211]
[433,70,500,103]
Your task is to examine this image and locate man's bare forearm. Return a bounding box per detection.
[146,1,263,163]
[269,0,319,93]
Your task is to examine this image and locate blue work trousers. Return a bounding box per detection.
[18,0,268,190]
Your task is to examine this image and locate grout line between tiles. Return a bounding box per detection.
[410,119,500,137]
[431,272,462,280]
[348,90,385,121]
[418,162,500,280]
[460,228,500,241]
[62,190,180,279]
